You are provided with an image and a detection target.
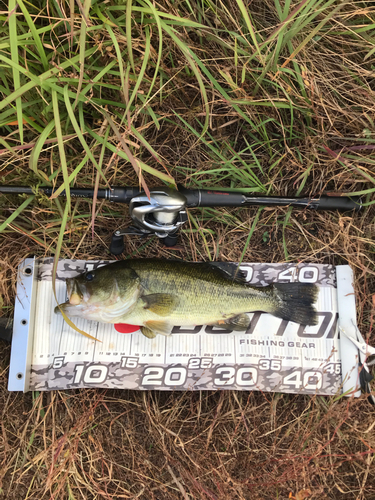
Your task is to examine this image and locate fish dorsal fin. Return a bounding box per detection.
[205,262,248,284]
[141,293,178,316]
[209,313,250,331]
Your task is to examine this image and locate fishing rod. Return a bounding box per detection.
[0,185,362,254]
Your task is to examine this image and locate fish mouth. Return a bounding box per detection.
[55,278,85,315]
[55,280,85,316]
[66,278,84,305]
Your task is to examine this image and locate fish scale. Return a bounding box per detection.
[124,260,275,325]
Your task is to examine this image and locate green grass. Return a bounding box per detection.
[0,0,373,259]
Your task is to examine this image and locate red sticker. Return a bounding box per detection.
[114,323,140,334]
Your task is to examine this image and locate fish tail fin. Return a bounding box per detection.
[271,283,319,326]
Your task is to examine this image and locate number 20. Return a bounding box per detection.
[142,367,187,387]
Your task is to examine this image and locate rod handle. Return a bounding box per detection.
[179,187,246,207]
[317,195,362,212]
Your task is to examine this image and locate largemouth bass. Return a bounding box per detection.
[56,259,319,338]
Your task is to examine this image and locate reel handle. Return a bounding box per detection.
[109,228,180,254]
[160,232,179,247]
[109,231,125,255]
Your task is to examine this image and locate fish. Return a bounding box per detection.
[55,259,319,339]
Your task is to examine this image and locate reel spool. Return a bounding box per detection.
[110,188,188,254]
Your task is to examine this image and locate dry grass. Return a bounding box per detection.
[1,388,375,499]
[1,0,375,498]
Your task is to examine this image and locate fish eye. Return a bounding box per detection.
[85,272,95,281]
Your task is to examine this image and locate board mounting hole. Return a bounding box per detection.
[23,267,33,276]
[21,319,28,326]
[16,373,23,380]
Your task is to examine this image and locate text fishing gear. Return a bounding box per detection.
[0,185,362,253]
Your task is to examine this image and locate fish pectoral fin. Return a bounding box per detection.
[144,320,172,337]
[141,293,177,316]
[210,313,250,331]
[141,326,157,339]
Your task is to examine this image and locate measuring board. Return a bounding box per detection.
[8,258,361,396]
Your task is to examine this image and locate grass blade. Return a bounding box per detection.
[0,195,35,233]
[63,85,108,186]
[105,25,126,102]
[0,47,98,112]
[87,126,175,185]
[138,0,163,102]
[161,23,209,138]
[51,90,70,207]
[126,0,135,73]
[235,0,264,65]
[29,119,56,182]
[124,25,152,119]
[281,3,343,70]
[8,0,23,144]
[238,207,263,266]
[17,0,49,71]
[101,110,150,196]
[52,202,99,341]
[74,0,91,109]
[92,124,110,238]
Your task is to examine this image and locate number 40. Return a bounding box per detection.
[283,370,323,390]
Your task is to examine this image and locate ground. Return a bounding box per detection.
[0,1,374,499]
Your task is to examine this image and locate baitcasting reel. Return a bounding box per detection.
[109,187,189,254]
